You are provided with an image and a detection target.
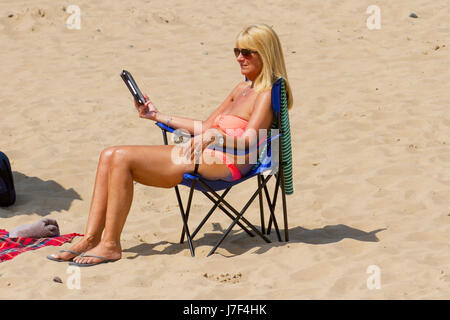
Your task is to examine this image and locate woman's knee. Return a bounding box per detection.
[109,146,132,170]
[100,146,115,162]
[99,146,127,168]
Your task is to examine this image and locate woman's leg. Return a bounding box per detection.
[49,147,118,261]
[72,144,232,265]
[72,145,187,264]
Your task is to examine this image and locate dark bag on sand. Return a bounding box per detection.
[0,151,16,207]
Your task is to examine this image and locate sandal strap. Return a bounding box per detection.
[59,249,81,255]
[79,253,108,261]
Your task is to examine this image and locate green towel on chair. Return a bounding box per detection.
[280,79,294,195]
[250,78,294,195]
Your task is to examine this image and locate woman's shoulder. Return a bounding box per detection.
[250,88,272,114]
[255,87,272,100]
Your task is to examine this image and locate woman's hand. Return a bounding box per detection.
[186,129,222,162]
[135,94,159,121]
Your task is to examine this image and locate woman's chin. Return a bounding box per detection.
[240,69,251,77]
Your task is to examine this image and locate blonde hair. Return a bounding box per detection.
[236,24,293,110]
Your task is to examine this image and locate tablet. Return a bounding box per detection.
[120,70,146,105]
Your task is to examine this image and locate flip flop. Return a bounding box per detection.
[68,253,120,267]
[46,250,81,262]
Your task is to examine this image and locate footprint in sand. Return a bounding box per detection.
[152,12,178,24]
[203,272,242,284]
[3,7,55,32]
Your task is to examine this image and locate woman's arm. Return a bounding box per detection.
[153,112,203,135]
[138,82,245,136]
[137,99,203,135]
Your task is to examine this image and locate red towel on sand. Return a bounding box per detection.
[0,229,83,263]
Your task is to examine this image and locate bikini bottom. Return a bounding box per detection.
[202,149,242,181]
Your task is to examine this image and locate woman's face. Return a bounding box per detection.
[235,47,263,81]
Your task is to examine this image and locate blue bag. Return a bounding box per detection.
[0,151,16,207]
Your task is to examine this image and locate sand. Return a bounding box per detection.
[0,0,449,299]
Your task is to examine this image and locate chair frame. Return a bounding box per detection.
[155,79,289,257]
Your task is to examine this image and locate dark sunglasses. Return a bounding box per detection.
[234,48,257,58]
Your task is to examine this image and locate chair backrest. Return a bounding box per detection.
[245,77,293,194]
[246,78,285,176]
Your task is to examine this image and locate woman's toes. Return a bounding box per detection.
[53,251,76,261]
[75,258,84,264]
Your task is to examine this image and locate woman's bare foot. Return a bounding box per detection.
[72,240,122,266]
[48,235,100,261]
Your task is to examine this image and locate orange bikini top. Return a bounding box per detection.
[213,114,248,137]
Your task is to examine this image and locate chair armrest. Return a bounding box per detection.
[210,133,281,156]
[155,121,281,156]
[155,121,176,133]
[155,122,193,144]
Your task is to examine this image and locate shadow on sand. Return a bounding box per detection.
[0,171,82,217]
[124,223,387,259]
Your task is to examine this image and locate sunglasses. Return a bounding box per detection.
[234,48,257,58]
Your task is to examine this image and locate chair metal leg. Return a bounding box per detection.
[265,173,281,240]
[257,175,266,235]
[267,172,280,235]
[191,188,231,240]
[161,129,169,145]
[199,177,271,242]
[191,189,254,240]
[179,179,196,244]
[266,172,289,242]
[199,175,273,257]
[174,184,195,257]
[263,180,282,242]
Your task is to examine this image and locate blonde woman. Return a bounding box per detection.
[47,23,293,266]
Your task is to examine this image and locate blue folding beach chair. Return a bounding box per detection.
[155,78,293,257]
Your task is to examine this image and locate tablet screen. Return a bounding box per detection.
[121,70,146,105]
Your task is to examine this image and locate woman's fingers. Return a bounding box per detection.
[134,98,141,109]
[190,140,197,161]
[138,105,147,117]
[182,138,193,161]
[180,137,205,163]
[135,94,158,120]
[189,138,202,161]
[144,100,158,114]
